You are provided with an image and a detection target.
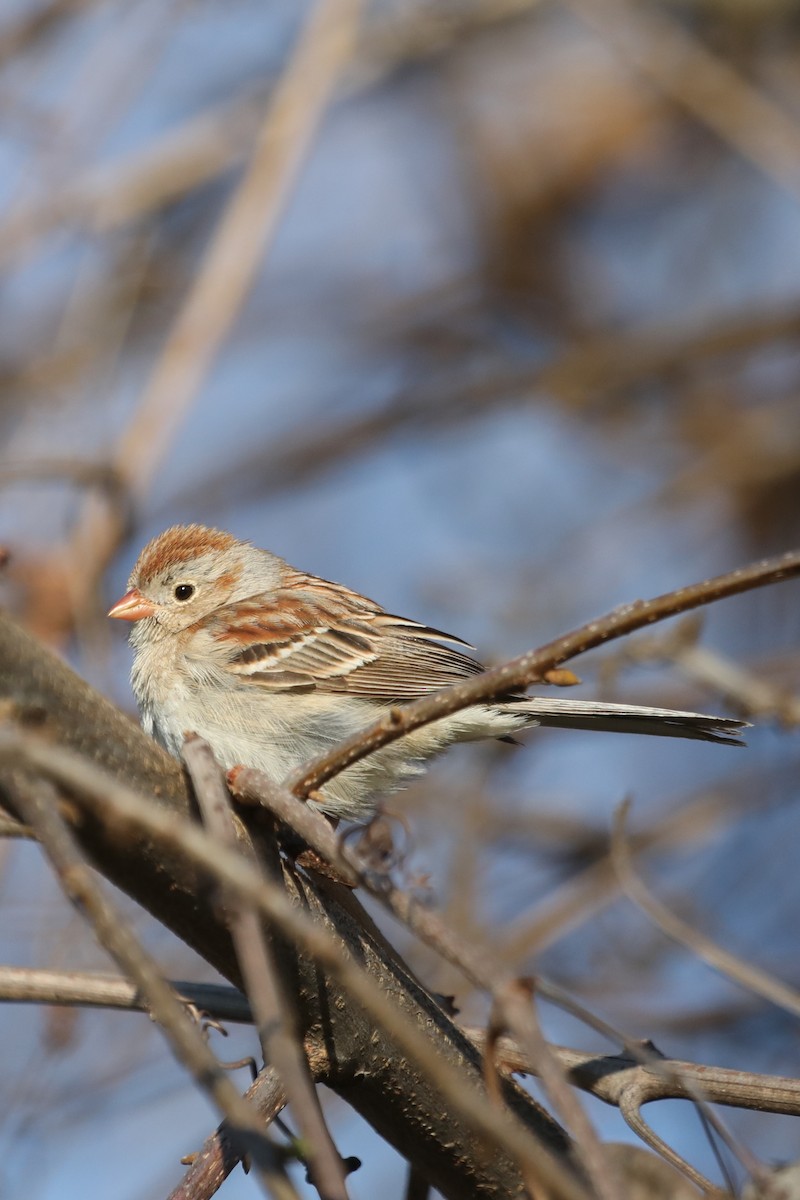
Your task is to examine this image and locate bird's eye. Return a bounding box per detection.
[174,583,195,602]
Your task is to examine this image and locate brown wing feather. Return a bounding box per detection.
[339,624,483,698]
[211,571,483,700]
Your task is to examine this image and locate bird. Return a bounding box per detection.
[108,524,746,821]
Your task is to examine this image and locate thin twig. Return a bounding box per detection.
[617,621,800,727]
[3,956,796,1162]
[500,785,761,960]
[610,802,787,1187]
[1,729,588,1200]
[473,1025,758,1194]
[616,1072,720,1195]
[229,765,769,1065]
[8,772,298,1200]
[234,768,696,1189]
[5,724,780,1193]
[183,735,350,1200]
[563,0,800,204]
[465,1031,800,1120]
[230,767,358,886]
[0,94,265,262]
[169,1067,288,1200]
[539,978,772,1187]
[232,764,764,1190]
[490,980,624,1200]
[162,305,800,520]
[0,964,251,1019]
[65,0,366,617]
[289,549,800,799]
[231,767,496,994]
[612,799,800,1022]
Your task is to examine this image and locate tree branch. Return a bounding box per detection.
[8,772,296,1199]
[0,609,574,1200]
[289,549,800,798]
[612,799,800,1020]
[184,734,350,1200]
[0,964,250,1018]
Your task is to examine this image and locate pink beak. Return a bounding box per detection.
[107,587,156,621]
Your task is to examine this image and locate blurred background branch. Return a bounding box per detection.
[2,0,800,1197]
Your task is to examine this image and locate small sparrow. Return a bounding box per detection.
[109,524,745,821]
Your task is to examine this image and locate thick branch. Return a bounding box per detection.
[0,611,572,1200]
[9,773,295,1198]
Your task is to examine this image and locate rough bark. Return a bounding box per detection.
[0,611,573,1199]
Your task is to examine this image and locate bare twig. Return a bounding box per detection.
[562,0,800,204]
[8,772,298,1200]
[500,784,762,960]
[230,762,778,1069]
[490,980,624,1200]
[3,956,796,1176]
[666,643,800,726]
[0,964,250,1019]
[473,1029,764,1192]
[233,768,706,1190]
[616,1070,722,1195]
[1,728,586,1200]
[172,1034,336,1200]
[612,800,800,1022]
[523,970,767,1191]
[183,735,350,1200]
[161,305,800,520]
[610,803,794,1187]
[231,766,498,996]
[616,620,800,726]
[0,613,573,1200]
[169,1067,288,1200]
[233,764,763,1190]
[230,767,358,887]
[465,1032,800,1121]
[66,0,366,616]
[0,95,265,262]
[289,549,800,798]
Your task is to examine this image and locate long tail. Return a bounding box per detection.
[505,698,748,745]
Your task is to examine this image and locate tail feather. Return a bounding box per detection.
[505,697,748,745]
